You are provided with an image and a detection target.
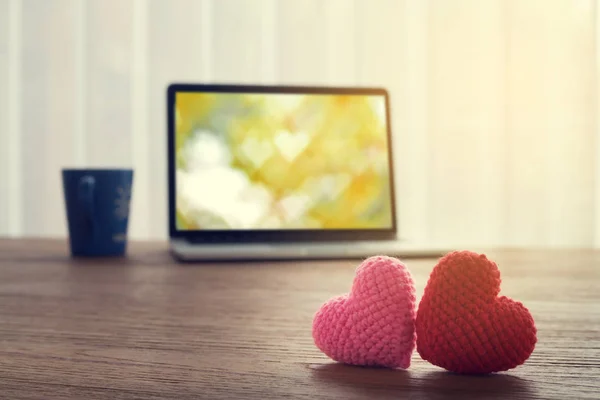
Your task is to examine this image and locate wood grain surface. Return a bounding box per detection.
[0,238,598,399]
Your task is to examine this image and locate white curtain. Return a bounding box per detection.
[1,0,598,248]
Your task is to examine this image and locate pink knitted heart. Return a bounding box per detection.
[312,255,417,369]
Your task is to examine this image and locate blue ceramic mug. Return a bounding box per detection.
[62,168,134,257]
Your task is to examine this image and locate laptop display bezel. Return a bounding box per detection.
[167,83,397,243]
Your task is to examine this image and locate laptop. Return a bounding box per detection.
[167,83,450,261]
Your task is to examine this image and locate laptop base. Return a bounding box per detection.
[170,238,451,261]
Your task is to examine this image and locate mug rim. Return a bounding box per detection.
[62,168,133,173]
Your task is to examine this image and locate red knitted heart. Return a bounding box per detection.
[416,251,537,374]
[312,256,417,369]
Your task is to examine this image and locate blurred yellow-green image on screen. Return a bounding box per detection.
[175,91,393,230]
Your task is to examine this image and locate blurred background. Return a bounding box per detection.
[0,0,598,249]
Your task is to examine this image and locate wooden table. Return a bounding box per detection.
[0,239,598,399]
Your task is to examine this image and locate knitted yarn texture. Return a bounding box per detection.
[312,255,417,369]
[416,250,537,374]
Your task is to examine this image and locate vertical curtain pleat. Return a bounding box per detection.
[212,0,272,83]
[130,0,149,239]
[73,0,86,167]
[399,0,431,244]
[6,0,22,236]
[595,0,600,248]
[324,0,357,84]
[277,0,329,85]
[428,0,507,246]
[276,0,358,85]
[506,0,596,247]
[21,0,81,237]
[146,0,211,239]
[0,0,10,236]
[85,0,133,169]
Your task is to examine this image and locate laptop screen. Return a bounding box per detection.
[172,88,394,232]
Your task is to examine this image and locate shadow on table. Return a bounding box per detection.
[417,370,535,399]
[309,363,535,400]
